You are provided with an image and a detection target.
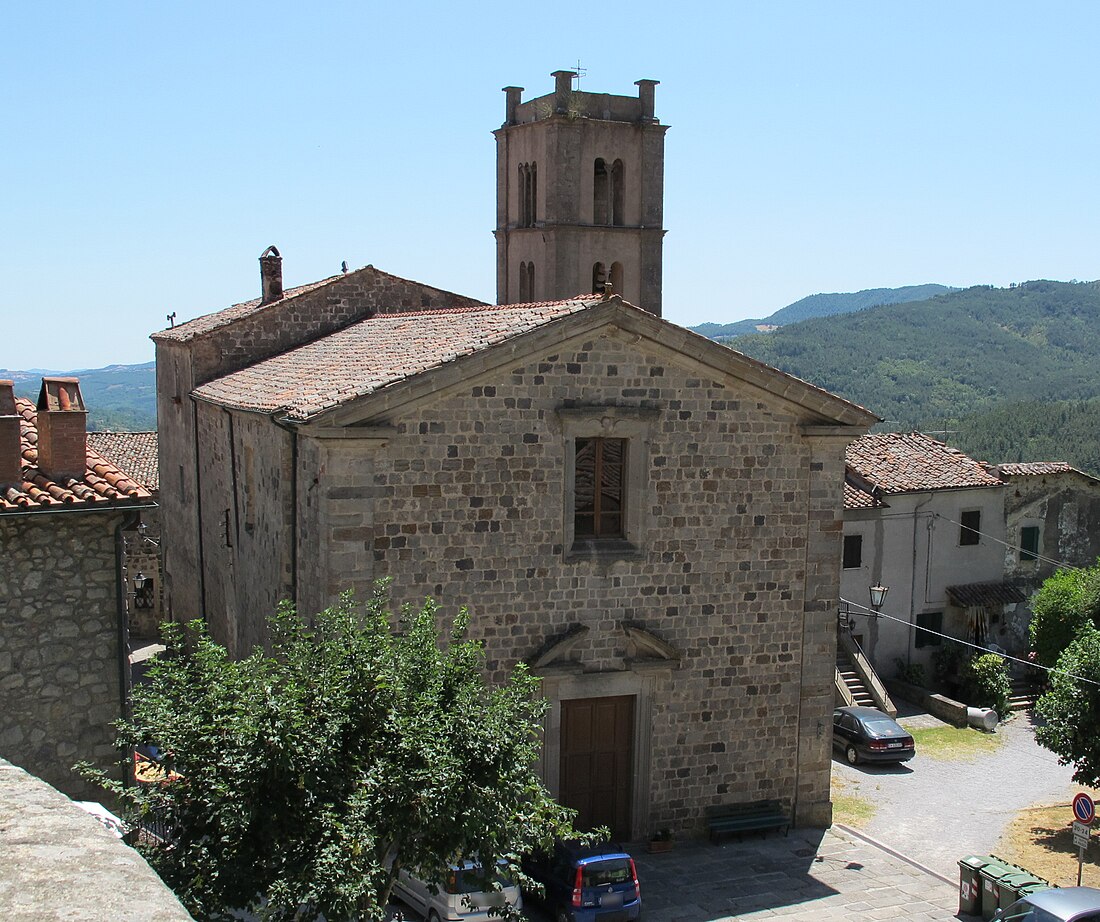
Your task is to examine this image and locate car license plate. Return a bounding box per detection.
[887,742,902,748]
[600,892,624,909]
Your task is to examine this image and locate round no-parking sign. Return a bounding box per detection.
[1073,792,1095,825]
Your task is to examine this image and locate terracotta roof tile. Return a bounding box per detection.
[845,432,1003,494]
[192,297,599,420]
[1,399,154,513]
[844,478,887,509]
[996,461,1099,482]
[86,431,159,493]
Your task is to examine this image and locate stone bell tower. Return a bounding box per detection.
[494,71,668,315]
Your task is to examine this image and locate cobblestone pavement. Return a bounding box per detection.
[629,827,961,922]
[832,708,1084,882]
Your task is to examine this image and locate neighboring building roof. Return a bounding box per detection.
[86,432,159,493]
[192,297,603,420]
[844,478,887,510]
[1,399,154,513]
[846,432,1003,495]
[946,581,1027,608]
[996,461,1100,483]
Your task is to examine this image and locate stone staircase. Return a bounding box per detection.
[837,649,876,708]
[1008,671,1043,711]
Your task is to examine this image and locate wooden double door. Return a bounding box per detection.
[559,695,634,841]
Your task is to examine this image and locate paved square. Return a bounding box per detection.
[629,827,967,922]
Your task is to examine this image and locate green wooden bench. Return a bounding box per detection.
[705,800,790,843]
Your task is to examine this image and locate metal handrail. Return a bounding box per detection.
[838,629,897,717]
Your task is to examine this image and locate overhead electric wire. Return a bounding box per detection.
[931,511,1082,573]
[840,596,1100,689]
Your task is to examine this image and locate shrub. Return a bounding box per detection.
[961,653,1010,717]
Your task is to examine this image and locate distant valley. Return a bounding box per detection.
[5,362,157,432]
[8,280,1100,475]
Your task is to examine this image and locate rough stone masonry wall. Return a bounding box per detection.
[317,334,835,835]
[0,512,125,800]
[156,268,484,630]
[0,758,194,920]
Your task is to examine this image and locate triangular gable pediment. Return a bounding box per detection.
[299,299,878,434]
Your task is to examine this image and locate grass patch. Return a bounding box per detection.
[995,801,1100,886]
[831,774,875,827]
[909,724,1003,760]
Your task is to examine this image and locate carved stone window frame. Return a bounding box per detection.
[557,406,658,562]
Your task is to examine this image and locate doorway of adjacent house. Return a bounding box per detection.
[559,695,634,841]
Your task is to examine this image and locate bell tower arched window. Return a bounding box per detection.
[592,261,606,294]
[519,162,537,228]
[593,159,609,225]
[611,159,625,226]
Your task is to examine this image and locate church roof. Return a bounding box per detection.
[192,297,597,420]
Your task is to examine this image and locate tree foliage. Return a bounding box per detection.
[961,653,1010,717]
[1035,626,1100,787]
[717,280,1100,475]
[81,584,581,921]
[1030,563,1100,667]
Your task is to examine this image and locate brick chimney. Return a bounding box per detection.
[0,380,20,484]
[36,377,87,480]
[260,245,283,303]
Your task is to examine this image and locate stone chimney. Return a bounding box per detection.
[260,245,283,303]
[36,377,87,480]
[502,86,523,126]
[0,381,20,484]
[635,79,659,121]
[552,70,576,115]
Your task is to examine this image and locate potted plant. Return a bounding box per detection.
[648,828,673,853]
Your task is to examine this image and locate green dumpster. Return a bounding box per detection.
[958,855,989,916]
[978,858,1013,920]
[997,871,1043,910]
[1018,881,1053,900]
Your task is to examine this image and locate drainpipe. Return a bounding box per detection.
[115,510,142,784]
[908,494,934,668]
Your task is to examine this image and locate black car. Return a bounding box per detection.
[832,706,915,765]
[522,841,641,922]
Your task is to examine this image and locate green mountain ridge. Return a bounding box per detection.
[691,284,955,339]
[7,362,157,432]
[723,279,1100,474]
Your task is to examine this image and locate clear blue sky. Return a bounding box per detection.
[4,1,1099,370]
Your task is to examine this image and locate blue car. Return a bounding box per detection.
[523,841,641,922]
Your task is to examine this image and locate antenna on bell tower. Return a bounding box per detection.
[569,61,587,89]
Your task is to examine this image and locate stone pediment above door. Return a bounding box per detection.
[527,622,681,675]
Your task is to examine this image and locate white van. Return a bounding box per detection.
[393,860,522,922]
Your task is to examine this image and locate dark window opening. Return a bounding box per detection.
[611,159,625,226]
[592,261,606,294]
[519,162,537,228]
[915,611,943,648]
[519,261,530,301]
[842,534,863,569]
[609,261,624,297]
[593,158,609,225]
[575,437,625,539]
[959,510,981,546]
[1020,526,1040,562]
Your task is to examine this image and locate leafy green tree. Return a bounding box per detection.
[1035,626,1100,786]
[81,584,581,922]
[1030,563,1100,667]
